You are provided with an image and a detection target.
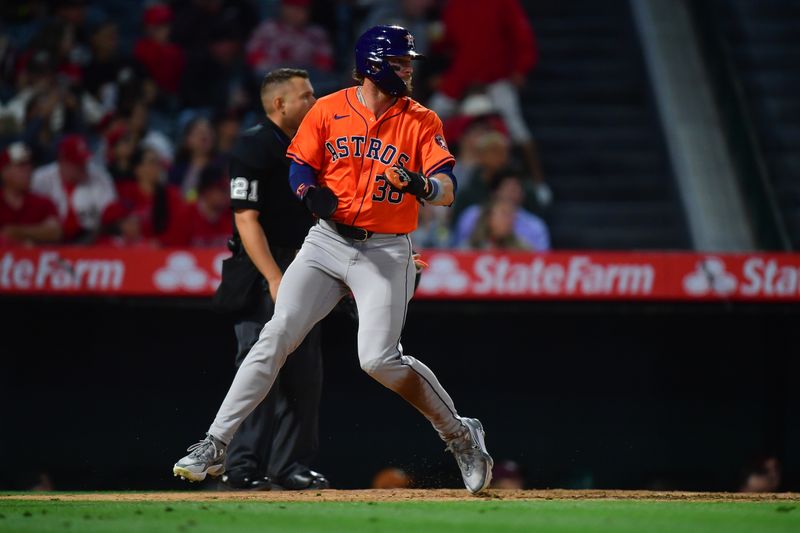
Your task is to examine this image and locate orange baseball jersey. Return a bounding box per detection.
[287,87,455,234]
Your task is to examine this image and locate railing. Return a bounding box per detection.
[688,0,791,250]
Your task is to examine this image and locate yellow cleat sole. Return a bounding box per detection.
[173,464,225,482]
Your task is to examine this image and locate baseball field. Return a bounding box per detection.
[1,489,798,533]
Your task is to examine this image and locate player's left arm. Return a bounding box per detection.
[427,166,455,206]
[382,164,455,206]
[383,111,457,206]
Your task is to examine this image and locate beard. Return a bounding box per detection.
[401,75,413,96]
[368,72,414,97]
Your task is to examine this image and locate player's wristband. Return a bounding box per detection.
[423,177,444,203]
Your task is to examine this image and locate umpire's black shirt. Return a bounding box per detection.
[228,119,314,249]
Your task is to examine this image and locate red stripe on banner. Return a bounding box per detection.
[1,247,800,301]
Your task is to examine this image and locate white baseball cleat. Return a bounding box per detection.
[446,418,494,494]
[173,434,227,482]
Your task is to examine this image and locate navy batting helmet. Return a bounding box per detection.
[355,25,423,97]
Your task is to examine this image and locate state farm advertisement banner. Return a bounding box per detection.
[413,251,800,301]
[0,247,228,296]
[1,247,800,301]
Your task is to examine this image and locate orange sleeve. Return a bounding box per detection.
[419,112,456,176]
[287,100,328,171]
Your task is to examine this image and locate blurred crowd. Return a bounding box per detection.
[0,0,553,251]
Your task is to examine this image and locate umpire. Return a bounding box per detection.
[214,68,328,490]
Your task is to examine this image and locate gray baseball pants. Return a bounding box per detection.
[209,220,465,445]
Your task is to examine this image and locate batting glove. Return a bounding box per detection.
[383,166,435,200]
[302,186,338,219]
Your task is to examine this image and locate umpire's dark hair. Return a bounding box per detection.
[260,68,309,93]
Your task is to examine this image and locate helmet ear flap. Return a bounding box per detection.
[366,55,383,76]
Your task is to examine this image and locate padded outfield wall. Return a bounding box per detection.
[1,289,797,492]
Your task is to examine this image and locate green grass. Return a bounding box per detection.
[0,499,798,533]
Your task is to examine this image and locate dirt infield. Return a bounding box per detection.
[2,489,799,503]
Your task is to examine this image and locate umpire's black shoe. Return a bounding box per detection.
[275,470,330,490]
[220,472,272,491]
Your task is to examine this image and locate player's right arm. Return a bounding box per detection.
[289,162,338,219]
[286,99,338,219]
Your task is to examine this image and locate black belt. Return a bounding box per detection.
[324,221,404,241]
[334,222,372,241]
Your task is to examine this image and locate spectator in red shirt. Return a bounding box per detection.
[30,134,117,243]
[183,164,232,247]
[246,0,335,87]
[428,0,551,207]
[432,0,538,102]
[0,142,62,246]
[106,146,188,247]
[133,3,186,97]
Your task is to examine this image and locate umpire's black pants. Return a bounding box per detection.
[224,248,323,481]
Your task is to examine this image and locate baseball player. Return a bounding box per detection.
[174,25,493,494]
[214,68,328,491]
